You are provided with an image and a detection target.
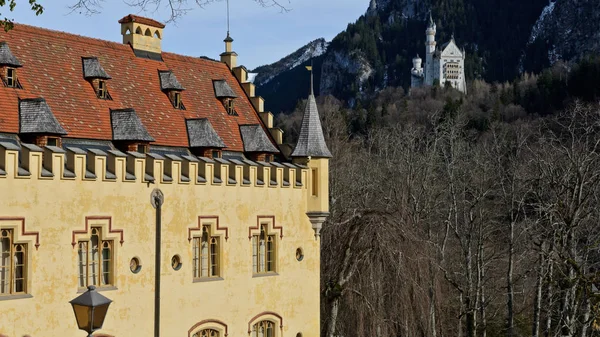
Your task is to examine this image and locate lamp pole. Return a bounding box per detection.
[151,188,164,337]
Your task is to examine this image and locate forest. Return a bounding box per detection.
[277,56,600,336]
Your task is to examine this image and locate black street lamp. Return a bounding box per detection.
[70,285,113,337]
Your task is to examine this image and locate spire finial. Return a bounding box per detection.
[429,10,433,26]
[306,61,314,96]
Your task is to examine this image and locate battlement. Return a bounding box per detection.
[0,142,307,189]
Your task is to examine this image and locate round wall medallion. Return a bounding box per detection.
[296,247,304,261]
[150,188,164,209]
[171,255,182,271]
[130,257,142,274]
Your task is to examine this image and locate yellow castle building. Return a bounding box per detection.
[0,14,331,337]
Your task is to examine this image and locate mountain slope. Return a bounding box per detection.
[252,38,328,87]
[521,0,600,74]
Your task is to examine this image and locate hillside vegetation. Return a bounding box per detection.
[277,56,600,337]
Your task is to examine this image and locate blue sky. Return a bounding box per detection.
[5,0,367,69]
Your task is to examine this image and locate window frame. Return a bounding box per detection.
[77,226,114,290]
[4,67,22,89]
[191,328,221,337]
[251,320,276,337]
[96,79,112,100]
[193,225,221,280]
[252,224,276,275]
[0,228,28,296]
[171,91,186,110]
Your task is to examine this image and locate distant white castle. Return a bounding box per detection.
[411,15,467,94]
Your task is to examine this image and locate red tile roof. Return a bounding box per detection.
[0,21,274,152]
[118,14,166,29]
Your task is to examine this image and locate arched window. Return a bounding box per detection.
[154,30,161,39]
[78,227,113,289]
[251,320,275,337]
[192,329,220,337]
[193,225,220,279]
[252,224,276,274]
[188,319,228,337]
[0,229,28,295]
[135,26,142,34]
[145,28,152,36]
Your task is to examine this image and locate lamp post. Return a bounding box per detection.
[70,285,112,337]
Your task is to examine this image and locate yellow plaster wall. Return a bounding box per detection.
[121,22,163,54]
[0,149,324,337]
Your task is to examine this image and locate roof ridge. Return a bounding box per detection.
[9,23,227,66]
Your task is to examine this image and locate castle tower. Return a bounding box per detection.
[292,67,332,238]
[425,13,437,85]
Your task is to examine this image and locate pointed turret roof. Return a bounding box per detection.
[291,92,332,158]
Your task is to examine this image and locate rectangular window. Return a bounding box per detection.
[311,168,318,197]
[252,224,275,274]
[6,68,15,88]
[171,92,186,110]
[78,227,113,289]
[46,137,58,147]
[193,225,220,279]
[224,99,238,116]
[136,144,149,154]
[95,80,112,100]
[0,229,27,295]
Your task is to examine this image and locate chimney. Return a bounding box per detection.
[119,14,165,56]
[220,34,238,70]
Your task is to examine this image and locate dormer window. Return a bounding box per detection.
[137,144,149,154]
[213,80,238,116]
[82,57,112,100]
[0,42,24,89]
[169,91,185,110]
[5,67,21,88]
[158,70,186,110]
[46,137,59,147]
[97,79,112,100]
[225,98,237,116]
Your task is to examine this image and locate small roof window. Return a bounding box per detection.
[213,79,237,98]
[158,70,184,91]
[82,57,111,80]
[0,42,23,68]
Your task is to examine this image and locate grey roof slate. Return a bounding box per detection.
[110,108,155,142]
[186,118,226,148]
[291,94,332,158]
[158,70,184,91]
[19,98,67,135]
[0,42,22,67]
[213,80,238,98]
[0,141,20,151]
[239,125,279,153]
[82,57,111,79]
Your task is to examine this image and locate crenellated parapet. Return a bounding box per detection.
[0,142,308,189]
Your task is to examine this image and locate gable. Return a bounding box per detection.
[440,40,463,58]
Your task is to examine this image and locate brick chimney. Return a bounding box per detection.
[119,14,165,56]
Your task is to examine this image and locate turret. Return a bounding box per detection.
[412,54,423,73]
[220,33,238,70]
[425,12,437,55]
[292,67,332,239]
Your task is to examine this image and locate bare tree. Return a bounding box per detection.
[68,0,290,21]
